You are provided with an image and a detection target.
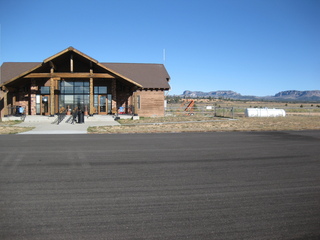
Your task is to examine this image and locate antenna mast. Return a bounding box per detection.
[163,48,166,64]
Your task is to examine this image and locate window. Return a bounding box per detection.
[60,80,90,94]
[108,94,112,114]
[58,80,110,113]
[40,86,50,95]
[59,80,90,111]
[137,95,141,109]
[94,86,107,94]
[36,95,41,114]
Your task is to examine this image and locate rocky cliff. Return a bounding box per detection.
[182,90,320,101]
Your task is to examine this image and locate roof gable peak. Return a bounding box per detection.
[43,46,98,64]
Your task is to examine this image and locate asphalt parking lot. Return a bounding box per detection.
[1,131,320,239]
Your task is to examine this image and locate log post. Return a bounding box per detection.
[50,78,55,116]
[89,77,94,115]
[2,87,8,116]
[133,92,138,115]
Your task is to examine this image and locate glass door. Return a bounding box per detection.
[98,95,107,115]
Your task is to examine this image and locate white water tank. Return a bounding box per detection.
[245,108,286,117]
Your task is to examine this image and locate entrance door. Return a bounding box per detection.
[98,95,107,115]
[41,96,49,115]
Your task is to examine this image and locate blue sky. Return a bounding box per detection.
[0,0,319,96]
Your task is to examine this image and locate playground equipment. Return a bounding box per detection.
[180,100,195,115]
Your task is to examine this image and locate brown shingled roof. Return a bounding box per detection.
[1,62,171,89]
[0,62,41,84]
[102,63,170,89]
[1,47,170,89]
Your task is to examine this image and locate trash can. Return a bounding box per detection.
[78,111,85,123]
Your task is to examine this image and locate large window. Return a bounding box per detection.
[59,80,90,111]
[59,80,111,113]
[60,80,89,94]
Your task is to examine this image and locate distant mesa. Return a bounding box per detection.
[181,90,320,102]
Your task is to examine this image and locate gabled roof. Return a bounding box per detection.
[102,63,170,89]
[0,47,170,90]
[43,46,99,64]
[0,62,41,85]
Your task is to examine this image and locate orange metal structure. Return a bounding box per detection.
[180,99,195,114]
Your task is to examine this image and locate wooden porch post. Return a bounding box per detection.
[12,95,16,109]
[89,76,94,115]
[111,79,117,113]
[2,88,8,116]
[49,77,59,115]
[133,92,138,115]
[49,67,55,116]
[50,78,55,116]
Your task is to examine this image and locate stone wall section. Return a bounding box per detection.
[29,79,38,115]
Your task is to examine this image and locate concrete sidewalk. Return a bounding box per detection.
[16,115,120,134]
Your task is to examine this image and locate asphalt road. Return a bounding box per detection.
[1,131,320,240]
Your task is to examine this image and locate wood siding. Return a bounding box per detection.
[135,90,165,117]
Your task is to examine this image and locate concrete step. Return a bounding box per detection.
[1,116,26,122]
[85,115,116,122]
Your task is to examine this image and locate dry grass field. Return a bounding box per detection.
[88,115,320,134]
[1,99,319,134]
[0,115,319,135]
[0,121,33,134]
[88,99,320,134]
[173,98,320,109]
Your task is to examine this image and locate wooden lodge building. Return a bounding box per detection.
[0,47,170,119]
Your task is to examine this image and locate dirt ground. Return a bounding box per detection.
[0,121,33,134]
[1,100,320,134]
[0,116,319,135]
[88,115,320,134]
